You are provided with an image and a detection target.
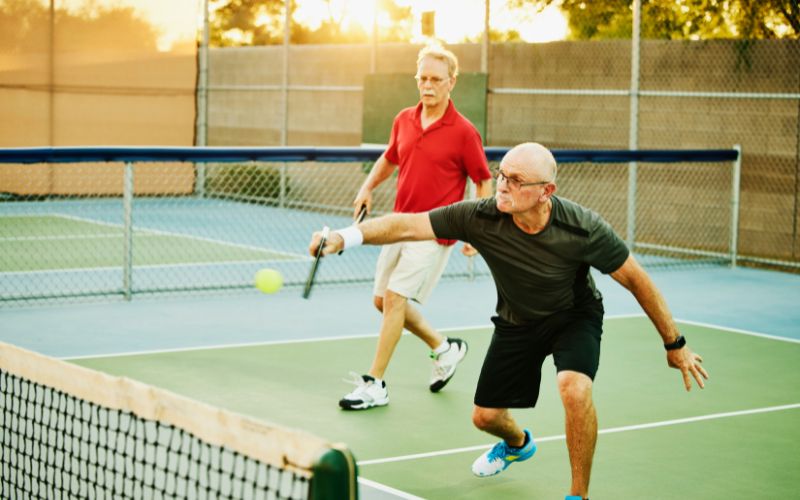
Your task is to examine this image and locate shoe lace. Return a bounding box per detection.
[487,441,510,462]
[431,360,447,378]
[429,344,451,378]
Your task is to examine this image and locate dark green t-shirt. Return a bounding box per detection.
[429,196,629,324]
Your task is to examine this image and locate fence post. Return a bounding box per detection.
[626,0,642,249]
[730,145,742,268]
[123,162,134,300]
[467,181,477,280]
[280,163,287,208]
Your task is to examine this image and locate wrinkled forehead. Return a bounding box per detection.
[416,56,450,77]
[500,149,537,177]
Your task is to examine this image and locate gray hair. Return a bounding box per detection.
[416,44,459,78]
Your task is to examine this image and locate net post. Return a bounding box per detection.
[730,144,742,268]
[123,161,134,300]
[310,444,359,500]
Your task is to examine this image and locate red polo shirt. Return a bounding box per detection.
[384,100,491,245]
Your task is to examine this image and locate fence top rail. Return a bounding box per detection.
[0,146,738,164]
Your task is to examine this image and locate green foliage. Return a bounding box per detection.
[209,0,284,46]
[205,164,288,205]
[551,0,799,40]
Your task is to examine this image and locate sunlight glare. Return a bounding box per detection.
[294,0,378,33]
[511,2,569,43]
[396,0,569,44]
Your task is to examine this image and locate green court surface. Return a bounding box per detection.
[71,317,800,499]
[0,215,295,271]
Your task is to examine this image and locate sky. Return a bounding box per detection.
[60,0,568,51]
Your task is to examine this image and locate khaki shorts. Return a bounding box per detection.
[373,241,454,304]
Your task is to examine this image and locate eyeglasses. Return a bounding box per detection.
[415,75,449,85]
[496,170,552,190]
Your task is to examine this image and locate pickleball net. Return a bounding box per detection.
[0,341,358,500]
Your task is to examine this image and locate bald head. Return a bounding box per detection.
[501,142,557,184]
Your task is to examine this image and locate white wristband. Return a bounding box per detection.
[337,225,363,250]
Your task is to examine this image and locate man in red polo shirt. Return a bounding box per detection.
[339,44,493,410]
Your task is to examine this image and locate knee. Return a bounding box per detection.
[382,290,407,312]
[373,296,383,312]
[471,406,497,431]
[557,371,594,411]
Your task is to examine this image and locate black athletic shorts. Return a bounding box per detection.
[474,300,604,409]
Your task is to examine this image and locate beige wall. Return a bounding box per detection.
[0,50,197,195]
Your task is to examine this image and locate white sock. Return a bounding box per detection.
[433,338,450,355]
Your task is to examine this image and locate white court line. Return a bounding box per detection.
[674,318,800,344]
[2,212,307,260]
[1,234,122,241]
[60,325,496,360]
[358,478,426,500]
[60,314,796,360]
[1,258,301,277]
[357,403,800,466]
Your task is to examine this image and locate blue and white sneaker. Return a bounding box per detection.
[471,428,536,477]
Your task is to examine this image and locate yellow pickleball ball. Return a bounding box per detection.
[254,268,283,294]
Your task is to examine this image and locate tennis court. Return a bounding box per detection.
[2,2,798,496]
[4,263,798,500]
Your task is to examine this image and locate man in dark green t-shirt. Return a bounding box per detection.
[310,142,709,500]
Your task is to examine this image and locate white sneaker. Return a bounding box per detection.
[429,338,468,392]
[339,373,389,410]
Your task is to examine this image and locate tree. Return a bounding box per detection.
[547,0,799,40]
[209,0,284,46]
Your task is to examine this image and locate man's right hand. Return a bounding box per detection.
[308,230,344,257]
[353,191,372,220]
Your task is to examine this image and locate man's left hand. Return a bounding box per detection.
[667,347,709,391]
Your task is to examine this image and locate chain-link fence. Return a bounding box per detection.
[200,15,799,274]
[0,147,740,306]
[2,2,798,306]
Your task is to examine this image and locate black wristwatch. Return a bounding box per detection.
[664,335,686,351]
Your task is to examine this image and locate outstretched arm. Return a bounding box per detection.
[308,213,435,256]
[610,254,709,391]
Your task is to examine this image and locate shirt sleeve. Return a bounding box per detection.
[461,127,492,183]
[428,200,476,242]
[584,216,630,274]
[383,113,402,165]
